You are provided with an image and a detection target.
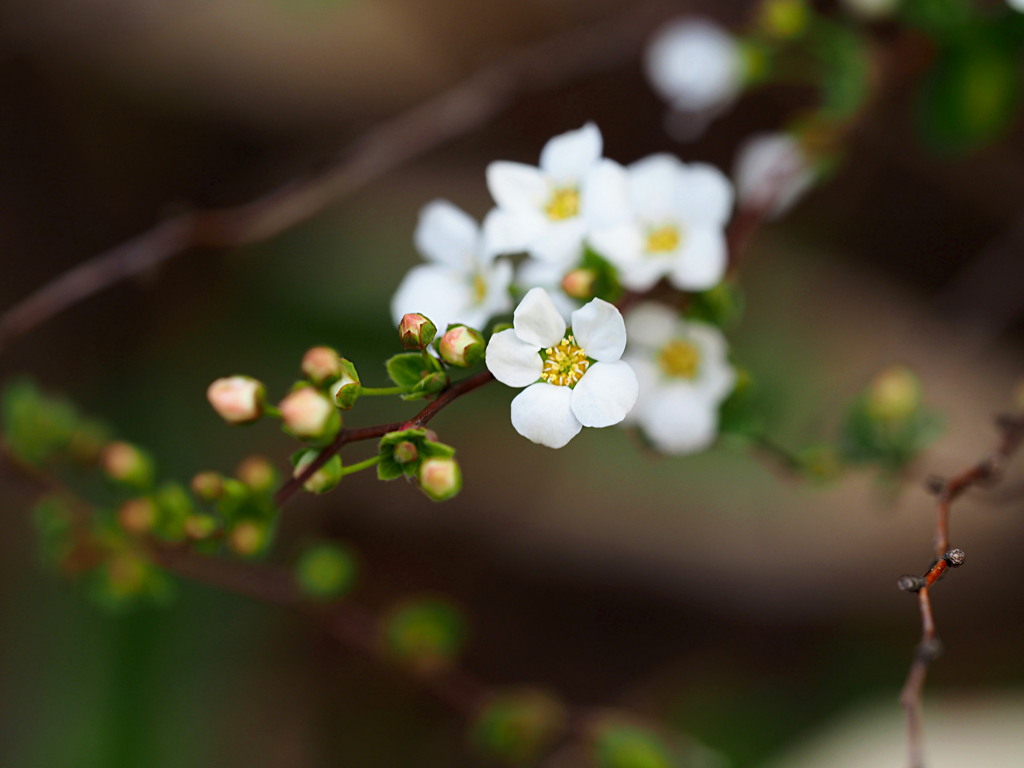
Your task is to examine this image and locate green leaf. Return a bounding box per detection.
[687,282,745,329]
[385,353,431,388]
[2,379,80,467]
[717,369,762,438]
[811,20,870,120]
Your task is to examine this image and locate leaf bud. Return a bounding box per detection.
[295,543,357,600]
[207,376,265,425]
[100,441,154,490]
[279,386,340,442]
[561,268,597,300]
[117,498,158,535]
[301,346,343,384]
[330,359,362,410]
[418,457,462,501]
[292,450,343,494]
[399,313,437,350]
[438,325,485,367]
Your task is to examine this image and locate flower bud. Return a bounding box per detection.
[279,386,340,441]
[758,0,808,39]
[438,325,485,368]
[190,471,224,501]
[184,514,218,540]
[207,376,264,424]
[867,366,921,421]
[399,313,437,350]
[301,346,343,384]
[561,268,597,300]
[293,450,343,494]
[418,457,462,501]
[472,688,566,765]
[330,359,362,410]
[100,441,154,489]
[383,596,467,674]
[393,440,418,465]
[228,520,269,557]
[295,543,357,600]
[235,455,277,493]
[117,498,157,534]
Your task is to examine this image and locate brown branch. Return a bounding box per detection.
[0,1,675,355]
[897,412,1024,768]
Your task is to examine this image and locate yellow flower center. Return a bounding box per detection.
[544,187,580,221]
[645,224,683,254]
[472,273,487,303]
[540,335,590,387]
[657,339,700,379]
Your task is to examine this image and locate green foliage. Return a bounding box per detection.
[377,428,455,481]
[295,543,357,600]
[150,482,195,541]
[385,352,448,400]
[472,688,566,765]
[3,379,81,467]
[384,596,467,673]
[811,19,871,120]
[687,282,745,329]
[900,0,974,37]
[580,247,624,304]
[717,369,762,438]
[32,494,76,567]
[590,723,673,768]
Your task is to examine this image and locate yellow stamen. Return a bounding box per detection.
[472,273,487,303]
[645,224,682,254]
[544,187,580,221]
[540,335,589,387]
[658,339,700,379]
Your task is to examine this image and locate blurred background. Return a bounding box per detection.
[2,0,1024,766]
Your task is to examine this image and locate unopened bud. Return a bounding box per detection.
[330,359,362,410]
[279,386,339,441]
[207,376,264,424]
[236,456,277,493]
[759,0,808,39]
[399,313,437,350]
[100,442,154,489]
[438,325,485,368]
[184,514,218,540]
[117,498,157,534]
[191,471,224,501]
[867,366,921,421]
[228,520,269,557]
[561,268,597,300]
[393,440,418,464]
[295,543,357,599]
[301,346,343,384]
[418,457,462,501]
[293,450,343,494]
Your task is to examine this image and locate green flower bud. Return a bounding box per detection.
[438,325,485,368]
[206,376,265,424]
[117,498,157,535]
[301,346,343,384]
[330,359,362,410]
[384,596,467,674]
[292,449,343,494]
[472,688,566,764]
[399,313,437,350]
[235,455,277,494]
[295,543,357,600]
[279,386,340,442]
[418,457,462,501]
[100,442,154,490]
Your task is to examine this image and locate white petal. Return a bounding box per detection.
[479,260,514,318]
[510,383,582,448]
[571,360,638,428]
[539,123,603,181]
[390,265,470,332]
[644,18,742,112]
[628,153,680,220]
[669,228,727,290]
[482,207,546,256]
[570,298,626,362]
[487,162,549,213]
[513,287,566,347]
[530,219,587,265]
[414,200,479,270]
[621,356,660,423]
[619,258,671,292]
[582,159,631,229]
[485,329,542,387]
[588,224,643,270]
[675,163,734,227]
[638,386,719,454]
[733,132,814,219]
[624,302,678,350]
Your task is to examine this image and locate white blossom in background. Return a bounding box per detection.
[1010,0,1024,12]
[485,123,628,268]
[485,288,638,449]
[645,18,743,118]
[391,200,513,333]
[841,0,901,19]
[589,154,733,292]
[514,257,581,322]
[734,132,816,219]
[623,302,735,454]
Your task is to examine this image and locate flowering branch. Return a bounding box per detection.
[897,411,1024,768]
[0,0,675,355]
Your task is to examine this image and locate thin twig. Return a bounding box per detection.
[0,1,675,354]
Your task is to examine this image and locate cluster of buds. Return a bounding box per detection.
[378,428,462,502]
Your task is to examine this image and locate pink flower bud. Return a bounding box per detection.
[438,325,485,367]
[100,441,154,488]
[418,457,462,501]
[399,313,437,350]
[279,386,338,440]
[191,471,224,500]
[301,346,343,384]
[235,456,277,492]
[561,268,597,300]
[207,376,264,424]
[393,440,418,464]
[117,498,157,534]
[228,520,268,556]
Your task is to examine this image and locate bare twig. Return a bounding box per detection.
[897,413,1024,768]
[0,1,674,354]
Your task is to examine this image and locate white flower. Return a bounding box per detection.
[485,288,638,448]
[734,132,815,219]
[484,123,628,267]
[391,200,513,333]
[623,302,735,454]
[589,154,733,292]
[645,18,743,115]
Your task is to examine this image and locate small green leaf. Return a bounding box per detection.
[386,353,437,388]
